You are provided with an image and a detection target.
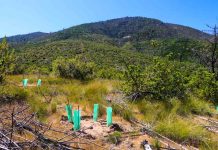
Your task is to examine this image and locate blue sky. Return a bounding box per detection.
[0,0,218,37]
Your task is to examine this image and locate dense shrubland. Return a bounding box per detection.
[122,56,218,104]
[52,56,95,81]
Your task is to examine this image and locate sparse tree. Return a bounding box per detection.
[208,25,218,75]
[0,37,15,84]
[192,25,218,79]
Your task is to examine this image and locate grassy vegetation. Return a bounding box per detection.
[6,75,119,119]
[107,131,122,145]
[155,116,207,142]
[0,84,28,104]
[2,74,217,149]
[112,103,134,121]
[136,99,217,148]
[152,139,161,150]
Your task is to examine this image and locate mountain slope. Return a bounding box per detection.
[51,17,210,42]
[1,32,49,45]
[3,17,210,45]
[3,17,210,74]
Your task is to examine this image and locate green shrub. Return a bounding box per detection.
[0,85,28,104]
[25,66,50,75]
[96,67,122,79]
[122,57,189,100]
[122,56,218,104]
[187,67,218,103]
[37,105,48,120]
[112,103,133,121]
[122,64,145,99]
[152,139,161,150]
[0,38,15,84]
[108,131,122,145]
[53,57,95,81]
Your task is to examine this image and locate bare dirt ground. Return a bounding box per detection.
[45,104,156,150]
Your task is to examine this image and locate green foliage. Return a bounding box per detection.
[137,101,167,123]
[180,96,212,115]
[7,17,212,81]
[6,17,209,46]
[53,56,95,81]
[15,38,149,80]
[136,98,215,145]
[96,67,122,79]
[123,56,218,102]
[2,32,48,45]
[0,85,28,104]
[145,57,188,100]
[108,131,122,145]
[112,103,133,121]
[187,67,218,103]
[12,18,210,79]
[152,139,161,150]
[154,39,203,62]
[155,116,207,143]
[200,140,218,150]
[123,57,187,100]
[37,105,48,120]
[163,97,213,116]
[122,65,145,99]
[0,38,15,83]
[82,80,109,116]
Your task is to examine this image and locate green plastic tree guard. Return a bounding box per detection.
[65,104,73,122]
[73,110,81,131]
[93,104,99,122]
[37,79,42,87]
[107,107,112,126]
[22,79,28,88]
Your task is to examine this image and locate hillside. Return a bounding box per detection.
[54,17,210,41]
[4,17,210,45]
[3,17,210,74]
[1,32,49,45]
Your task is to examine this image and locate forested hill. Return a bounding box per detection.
[0,32,49,45]
[54,17,210,41]
[2,17,212,75]
[3,17,210,45]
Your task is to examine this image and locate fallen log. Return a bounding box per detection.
[14,120,72,149]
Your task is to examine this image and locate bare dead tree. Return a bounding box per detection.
[194,25,218,78]
[206,25,218,75]
[0,104,105,150]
